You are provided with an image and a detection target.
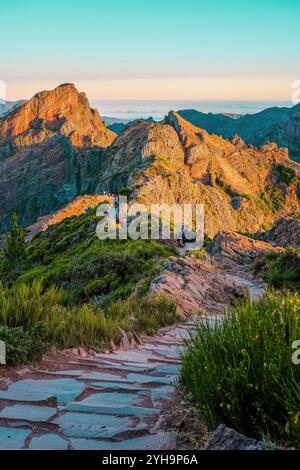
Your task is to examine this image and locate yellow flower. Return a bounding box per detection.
[219,402,224,408]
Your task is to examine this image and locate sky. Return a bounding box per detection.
[0,0,299,101]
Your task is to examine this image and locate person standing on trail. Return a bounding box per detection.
[113,196,120,224]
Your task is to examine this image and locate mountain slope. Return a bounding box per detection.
[95,111,300,236]
[1,85,299,238]
[0,84,116,231]
[178,103,300,162]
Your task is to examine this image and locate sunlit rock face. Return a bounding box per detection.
[0,86,300,236]
[96,111,300,237]
[0,84,116,231]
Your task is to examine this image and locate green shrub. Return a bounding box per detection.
[0,322,49,365]
[0,281,64,329]
[108,294,180,336]
[118,186,133,197]
[52,304,120,349]
[254,248,300,291]
[11,211,175,305]
[180,291,300,445]
[277,164,297,185]
[257,185,286,214]
[0,280,179,363]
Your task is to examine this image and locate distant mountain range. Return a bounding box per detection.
[104,116,154,134]
[0,99,25,117]
[178,104,300,162]
[0,84,299,235]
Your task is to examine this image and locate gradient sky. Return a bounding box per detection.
[0,0,299,101]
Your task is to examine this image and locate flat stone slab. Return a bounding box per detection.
[90,382,150,392]
[101,364,154,373]
[150,364,180,376]
[71,432,177,450]
[29,433,69,450]
[53,412,146,438]
[81,371,171,385]
[126,373,172,385]
[80,372,128,382]
[0,426,31,449]
[101,351,154,363]
[151,386,175,405]
[64,392,159,417]
[0,379,85,404]
[144,344,181,354]
[35,370,85,377]
[0,405,57,422]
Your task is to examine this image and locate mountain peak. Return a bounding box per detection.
[165,110,235,154]
[0,83,116,149]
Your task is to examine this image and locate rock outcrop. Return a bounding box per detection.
[209,231,284,272]
[150,256,248,316]
[207,424,263,450]
[259,217,300,247]
[0,84,116,232]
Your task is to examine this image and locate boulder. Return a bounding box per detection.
[207,424,263,450]
[150,256,248,316]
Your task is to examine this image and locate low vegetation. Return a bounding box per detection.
[0,211,179,365]
[180,291,300,445]
[257,185,286,214]
[277,164,297,186]
[254,248,300,291]
[0,281,179,365]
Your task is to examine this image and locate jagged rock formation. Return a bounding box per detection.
[150,256,248,316]
[209,231,284,272]
[0,84,116,231]
[178,103,300,162]
[96,111,300,237]
[258,217,300,247]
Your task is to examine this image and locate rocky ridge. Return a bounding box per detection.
[178,103,300,162]
[97,110,300,237]
[1,84,300,238]
[150,256,248,316]
[258,217,300,247]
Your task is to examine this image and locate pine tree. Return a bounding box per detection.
[4,213,28,275]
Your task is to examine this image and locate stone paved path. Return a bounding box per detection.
[0,321,203,450]
[0,272,263,450]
